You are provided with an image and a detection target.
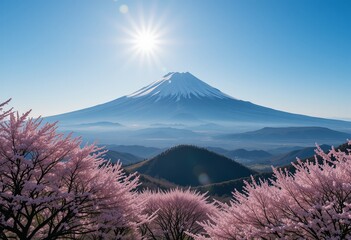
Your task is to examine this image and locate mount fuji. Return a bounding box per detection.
[47,72,350,129]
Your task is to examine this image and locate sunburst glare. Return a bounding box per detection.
[120,9,170,69]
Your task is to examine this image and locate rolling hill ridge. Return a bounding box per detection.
[126,145,256,186]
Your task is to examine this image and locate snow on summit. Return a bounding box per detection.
[127,72,233,101]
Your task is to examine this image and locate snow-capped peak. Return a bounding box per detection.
[127,72,234,101]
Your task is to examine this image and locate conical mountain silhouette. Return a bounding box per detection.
[47,72,350,128]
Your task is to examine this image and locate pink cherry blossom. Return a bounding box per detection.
[0,100,149,239]
[140,189,217,240]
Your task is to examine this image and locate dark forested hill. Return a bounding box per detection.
[126,145,256,186]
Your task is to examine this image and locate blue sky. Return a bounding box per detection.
[1,0,350,119]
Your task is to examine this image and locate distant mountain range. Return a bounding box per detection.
[104,145,163,159]
[103,150,142,166]
[270,144,331,166]
[207,143,333,171]
[221,127,350,142]
[125,145,256,186]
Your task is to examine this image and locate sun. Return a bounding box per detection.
[131,28,161,56]
[120,12,170,67]
[134,30,158,53]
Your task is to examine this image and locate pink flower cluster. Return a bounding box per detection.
[140,189,216,239]
[0,100,148,239]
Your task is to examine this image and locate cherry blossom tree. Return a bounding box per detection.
[0,100,148,239]
[140,189,216,240]
[196,142,351,240]
[0,99,12,121]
